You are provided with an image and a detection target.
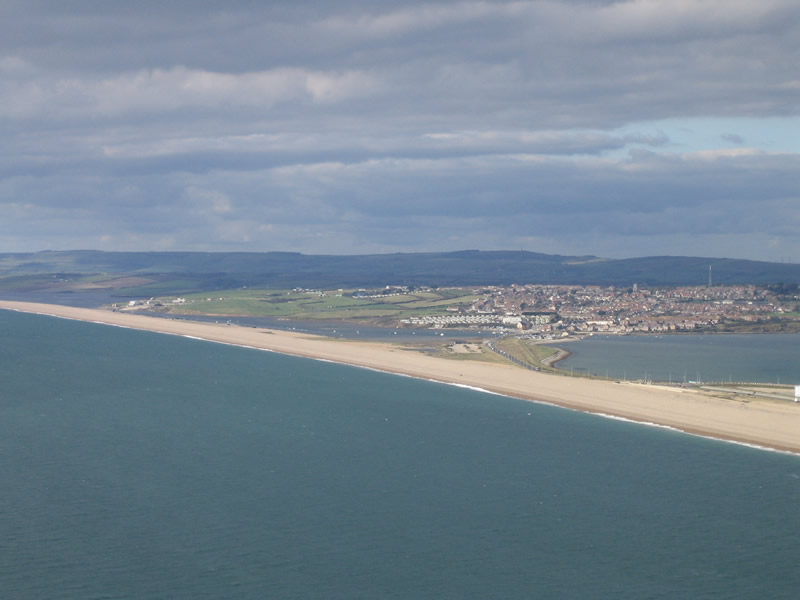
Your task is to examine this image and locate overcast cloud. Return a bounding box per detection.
[1,0,798,260]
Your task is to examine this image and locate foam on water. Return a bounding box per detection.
[4,305,796,456]
[2,308,800,599]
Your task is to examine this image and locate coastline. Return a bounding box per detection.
[540,347,571,369]
[2,299,799,455]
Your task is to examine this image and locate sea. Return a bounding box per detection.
[1,309,799,599]
[557,333,800,384]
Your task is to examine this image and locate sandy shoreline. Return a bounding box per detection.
[2,299,799,454]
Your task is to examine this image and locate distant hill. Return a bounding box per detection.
[1,250,799,291]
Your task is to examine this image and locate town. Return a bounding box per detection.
[120,281,799,335]
[401,283,798,334]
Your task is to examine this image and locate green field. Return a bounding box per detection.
[493,337,562,370]
[146,288,481,323]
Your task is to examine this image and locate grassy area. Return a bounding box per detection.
[493,337,562,370]
[400,294,479,308]
[143,287,481,323]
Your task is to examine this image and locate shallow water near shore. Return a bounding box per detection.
[1,310,799,598]
[558,333,800,384]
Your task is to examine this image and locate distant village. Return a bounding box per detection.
[401,283,798,334]
[118,281,799,335]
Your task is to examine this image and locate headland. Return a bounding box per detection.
[2,299,799,454]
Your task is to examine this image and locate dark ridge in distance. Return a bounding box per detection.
[1,249,799,289]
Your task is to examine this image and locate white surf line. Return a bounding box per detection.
[3,305,798,457]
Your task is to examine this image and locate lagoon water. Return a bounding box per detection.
[557,333,800,384]
[1,309,799,599]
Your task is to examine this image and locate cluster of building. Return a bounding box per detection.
[413,284,795,333]
[402,314,528,328]
[123,297,186,308]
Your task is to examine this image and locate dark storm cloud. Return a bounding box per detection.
[0,1,798,259]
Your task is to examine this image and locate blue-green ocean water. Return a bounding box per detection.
[1,310,799,599]
[558,334,800,384]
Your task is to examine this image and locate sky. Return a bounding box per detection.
[1,0,799,261]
